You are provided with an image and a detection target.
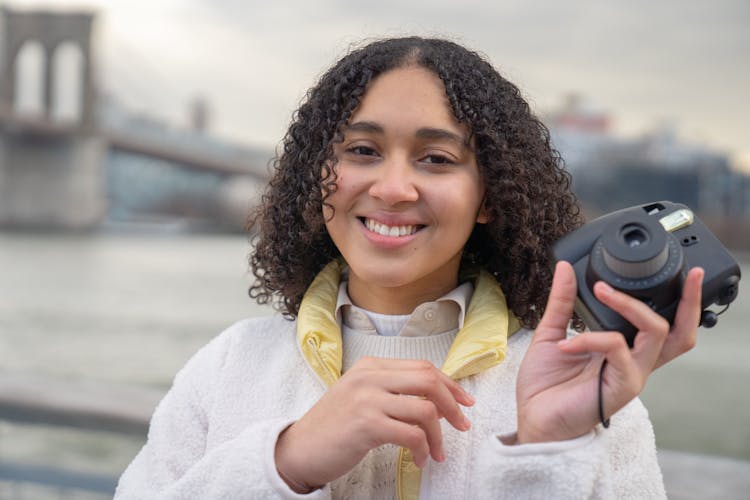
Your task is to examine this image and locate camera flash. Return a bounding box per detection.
[659,209,694,232]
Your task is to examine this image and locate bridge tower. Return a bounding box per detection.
[0,6,106,229]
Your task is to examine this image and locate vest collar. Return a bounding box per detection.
[296,259,521,386]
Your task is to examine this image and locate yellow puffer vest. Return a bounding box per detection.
[296,259,520,500]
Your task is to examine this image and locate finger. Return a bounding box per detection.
[365,358,475,407]
[384,396,445,462]
[558,331,643,410]
[593,281,669,372]
[374,419,430,468]
[558,331,633,375]
[656,267,704,368]
[535,261,577,342]
[379,365,472,432]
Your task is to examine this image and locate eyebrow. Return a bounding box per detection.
[415,127,468,146]
[345,121,384,135]
[345,121,469,146]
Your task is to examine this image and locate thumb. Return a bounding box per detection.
[534,261,577,342]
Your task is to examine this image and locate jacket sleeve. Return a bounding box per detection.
[113,332,331,500]
[471,397,666,499]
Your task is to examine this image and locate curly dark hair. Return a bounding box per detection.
[248,36,582,328]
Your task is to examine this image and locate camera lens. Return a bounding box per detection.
[622,225,649,248]
[586,212,684,312]
[600,220,670,279]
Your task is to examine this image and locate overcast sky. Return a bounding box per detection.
[9,0,750,170]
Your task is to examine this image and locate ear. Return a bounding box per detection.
[476,199,491,224]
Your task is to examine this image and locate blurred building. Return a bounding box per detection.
[0,6,271,232]
[546,95,750,247]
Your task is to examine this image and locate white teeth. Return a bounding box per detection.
[364,218,418,237]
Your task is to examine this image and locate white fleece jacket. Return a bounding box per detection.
[115,316,666,499]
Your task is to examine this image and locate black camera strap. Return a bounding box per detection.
[598,359,611,428]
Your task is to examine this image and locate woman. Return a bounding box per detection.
[116,37,702,499]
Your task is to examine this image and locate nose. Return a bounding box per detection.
[368,157,419,205]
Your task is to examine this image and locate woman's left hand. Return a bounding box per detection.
[514,261,704,444]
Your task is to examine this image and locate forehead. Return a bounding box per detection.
[349,66,465,134]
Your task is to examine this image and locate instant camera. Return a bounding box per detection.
[552,201,741,345]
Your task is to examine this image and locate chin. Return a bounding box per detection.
[357,269,416,288]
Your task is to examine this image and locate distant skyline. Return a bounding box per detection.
[7,0,750,171]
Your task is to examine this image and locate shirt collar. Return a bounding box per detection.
[335,280,474,337]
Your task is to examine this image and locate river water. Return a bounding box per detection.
[0,232,748,493]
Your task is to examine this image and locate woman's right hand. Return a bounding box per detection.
[274,357,475,492]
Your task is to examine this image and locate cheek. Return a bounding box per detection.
[322,168,347,216]
[323,177,359,225]
[429,181,484,222]
[328,171,368,207]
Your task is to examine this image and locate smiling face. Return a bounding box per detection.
[324,65,488,314]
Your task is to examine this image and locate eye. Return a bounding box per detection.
[346,145,379,157]
[421,154,454,165]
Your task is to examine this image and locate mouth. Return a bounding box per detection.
[358,217,425,237]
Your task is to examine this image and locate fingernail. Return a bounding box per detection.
[464,392,476,405]
[558,338,571,347]
[462,416,472,430]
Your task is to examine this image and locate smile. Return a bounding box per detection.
[361,217,423,237]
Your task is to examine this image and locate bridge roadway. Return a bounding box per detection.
[0,109,270,179]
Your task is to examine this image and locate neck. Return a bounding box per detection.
[346,270,459,315]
